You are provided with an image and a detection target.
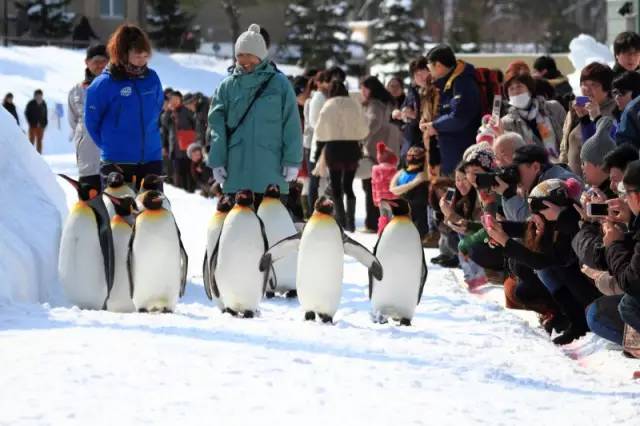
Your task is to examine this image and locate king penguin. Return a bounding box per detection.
[103,172,136,222]
[128,190,188,313]
[58,174,114,310]
[208,190,270,318]
[136,174,171,212]
[203,194,234,308]
[257,184,298,299]
[370,199,427,326]
[103,194,138,313]
[260,196,383,324]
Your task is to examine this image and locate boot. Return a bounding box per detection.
[551,286,589,345]
[346,197,356,232]
[301,195,310,220]
[335,196,346,229]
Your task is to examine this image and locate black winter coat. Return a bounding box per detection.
[3,102,19,125]
[25,99,47,128]
[606,218,640,299]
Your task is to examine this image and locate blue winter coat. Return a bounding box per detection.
[432,61,481,175]
[84,66,164,164]
[207,60,302,195]
[616,95,640,149]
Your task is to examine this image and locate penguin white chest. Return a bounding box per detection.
[215,208,265,312]
[297,218,344,316]
[107,219,135,313]
[372,219,423,319]
[58,206,108,310]
[131,211,182,311]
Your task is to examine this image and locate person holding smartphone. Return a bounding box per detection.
[559,62,616,177]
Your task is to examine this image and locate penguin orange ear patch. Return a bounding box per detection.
[89,189,98,199]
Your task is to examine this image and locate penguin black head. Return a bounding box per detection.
[104,193,139,217]
[264,184,281,199]
[381,198,411,217]
[314,196,334,215]
[235,189,254,208]
[217,195,235,213]
[141,190,166,211]
[140,174,167,192]
[59,174,100,202]
[106,172,126,189]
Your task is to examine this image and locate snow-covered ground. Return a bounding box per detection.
[1,154,640,425]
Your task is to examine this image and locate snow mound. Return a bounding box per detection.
[567,34,615,95]
[0,107,67,305]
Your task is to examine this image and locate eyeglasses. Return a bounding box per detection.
[618,183,640,199]
[612,89,631,98]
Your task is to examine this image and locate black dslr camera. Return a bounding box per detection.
[475,165,520,190]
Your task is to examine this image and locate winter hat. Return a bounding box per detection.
[504,60,531,83]
[528,178,581,212]
[476,114,499,145]
[187,143,203,160]
[235,24,268,61]
[580,116,616,166]
[86,44,107,60]
[512,144,549,166]
[462,142,496,171]
[376,142,398,165]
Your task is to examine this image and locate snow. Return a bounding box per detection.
[1,153,640,424]
[0,46,227,156]
[0,108,66,305]
[567,34,615,95]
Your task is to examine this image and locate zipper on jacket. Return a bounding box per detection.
[132,80,146,164]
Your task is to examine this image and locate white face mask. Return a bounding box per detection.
[509,92,531,109]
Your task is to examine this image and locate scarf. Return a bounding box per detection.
[515,97,559,160]
[123,62,148,77]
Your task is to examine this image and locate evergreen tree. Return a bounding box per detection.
[146,0,194,50]
[14,0,74,39]
[368,0,425,74]
[283,0,352,69]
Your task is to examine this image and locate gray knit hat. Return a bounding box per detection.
[235,24,268,61]
[580,116,616,166]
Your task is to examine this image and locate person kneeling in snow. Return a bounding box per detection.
[187,143,215,198]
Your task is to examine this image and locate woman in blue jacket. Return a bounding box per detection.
[85,24,164,190]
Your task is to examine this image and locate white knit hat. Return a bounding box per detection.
[235,24,268,61]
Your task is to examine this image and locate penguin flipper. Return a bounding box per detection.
[260,233,302,269]
[174,219,189,298]
[88,196,115,308]
[369,232,383,300]
[202,252,213,301]
[343,235,383,281]
[209,239,221,299]
[127,223,136,299]
[418,246,428,304]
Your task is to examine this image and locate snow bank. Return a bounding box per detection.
[567,34,615,95]
[0,107,67,305]
[0,46,226,156]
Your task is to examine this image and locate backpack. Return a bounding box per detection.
[473,68,502,117]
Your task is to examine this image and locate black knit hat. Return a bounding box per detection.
[86,44,108,60]
[512,144,549,166]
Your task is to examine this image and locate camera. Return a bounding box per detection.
[475,165,520,190]
[587,203,609,217]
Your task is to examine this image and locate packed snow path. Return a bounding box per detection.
[1,155,639,425]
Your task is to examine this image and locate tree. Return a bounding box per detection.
[283,0,352,69]
[368,0,425,75]
[146,0,194,49]
[14,0,74,39]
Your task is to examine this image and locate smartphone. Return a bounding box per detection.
[476,173,497,190]
[575,96,590,107]
[491,95,502,123]
[481,214,495,229]
[445,187,456,202]
[587,203,609,217]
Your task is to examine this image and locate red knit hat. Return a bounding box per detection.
[376,142,398,165]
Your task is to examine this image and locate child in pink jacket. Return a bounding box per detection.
[371,142,399,234]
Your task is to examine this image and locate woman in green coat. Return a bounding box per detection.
[207,24,302,205]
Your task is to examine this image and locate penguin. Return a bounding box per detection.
[128,190,188,313]
[260,196,383,324]
[203,194,234,308]
[257,184,298,299]
[102,194,138,313]
[369,199,427,326]
[58,174,114,310]
[103,172,136,223]
[136,174,171,212]
[208,190,270,318]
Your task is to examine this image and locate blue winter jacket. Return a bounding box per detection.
[432,60,481,175]
[84,66,164,164]
[616,95,640,149]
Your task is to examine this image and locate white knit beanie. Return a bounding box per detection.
[234,24,268,61]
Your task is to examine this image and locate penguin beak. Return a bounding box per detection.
[58,174,79,189]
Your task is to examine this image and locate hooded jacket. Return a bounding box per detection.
[84,65,164,164]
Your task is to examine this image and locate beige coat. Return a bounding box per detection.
[559,97,616,176]
[501,99,566,150]
[314,96,369,142]
[362,99,402,160]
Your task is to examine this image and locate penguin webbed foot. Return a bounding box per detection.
[223,307,238,317]
[285,290,297,299]
[398,318,412,326]
[265,291,275,299]
[318,313,333,324]
[138,308,149,313]
[371,312,388,324]
[161,307,173,314]
[243,310,255,319]
[304,311,316,321]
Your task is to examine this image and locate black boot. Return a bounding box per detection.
[551,287,589,345]
[345,197,356,232]
[334,196,346,228]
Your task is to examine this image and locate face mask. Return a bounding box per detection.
[509,92,531,109]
